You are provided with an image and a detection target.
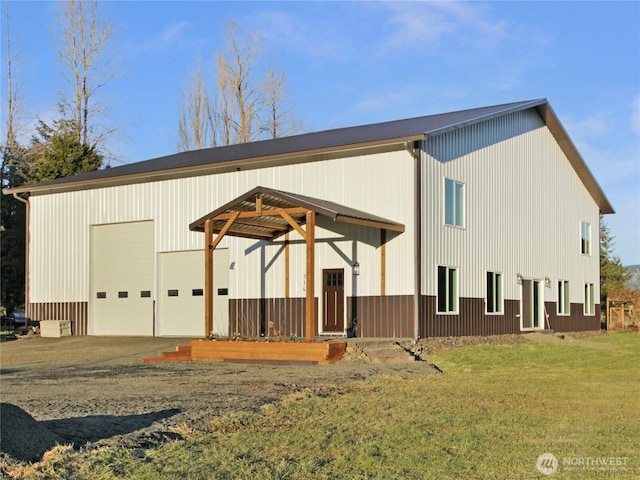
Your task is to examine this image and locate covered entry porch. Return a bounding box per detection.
[189,186,405,341]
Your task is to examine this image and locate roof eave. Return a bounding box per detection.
[537,103,615,215]
[424,99,548,137]
[3,134,425,196]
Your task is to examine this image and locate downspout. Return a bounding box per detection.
[12,193,29,317]
[408,141,422,342]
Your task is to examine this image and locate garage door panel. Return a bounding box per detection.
[90,221,154,336]
[158,249,228,337]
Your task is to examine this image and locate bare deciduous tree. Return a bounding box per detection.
[177,19,301,151]
[215,20,263,145]
[56,0,114,150]
[178,64,214,151]
[3,5,22,153]
[263,67,302,139]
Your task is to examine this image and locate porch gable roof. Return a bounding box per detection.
[189,186,405,240]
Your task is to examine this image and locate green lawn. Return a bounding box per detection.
[9,332,639,479]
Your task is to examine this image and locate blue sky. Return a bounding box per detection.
[3,1,639,265]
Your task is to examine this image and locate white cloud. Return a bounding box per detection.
[378,1,509,51]
[125,21,192,59]
[255,9,356,64]
[564,112,611,137]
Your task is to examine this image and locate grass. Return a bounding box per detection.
[6,332,639,479]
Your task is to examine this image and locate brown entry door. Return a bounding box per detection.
[323,269,344,332]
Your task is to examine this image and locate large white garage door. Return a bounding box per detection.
[157,249,229,337]
[90,221,155,336]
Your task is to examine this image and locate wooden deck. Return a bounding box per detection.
[143,340,346,365]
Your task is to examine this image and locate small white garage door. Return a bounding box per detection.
[90,221,154,336]
[157,249,229,337]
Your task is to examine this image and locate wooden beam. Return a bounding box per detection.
[255,194,263,216]
[211,212,240,251]
[213,207,308,221]
[285,232,290,298]
[205,212,240,337]
[279,209,307,239]
[204,219,214,336]
[305,210,316,341]
[234,218,289,230]
[381,229,386,296]
[335,215,405,233]
[225,225,274,238]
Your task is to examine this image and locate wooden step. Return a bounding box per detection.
[142,344,193,363]
[142,340,346,364]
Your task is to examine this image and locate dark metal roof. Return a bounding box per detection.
[189,186,405,239]
[9,99,545,193]
[3,98,614,214]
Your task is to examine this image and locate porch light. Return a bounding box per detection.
[516,273,523,285]
[353,261,360,276]
[545,277,551,288]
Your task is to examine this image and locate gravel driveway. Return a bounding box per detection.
[0,336,436,458]
[3,331,603,462]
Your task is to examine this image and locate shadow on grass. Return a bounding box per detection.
[40,408,181,445]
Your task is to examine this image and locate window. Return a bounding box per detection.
[581,222,591,255]
[444,178,464,227]
[584,283,595,315]
[486,272,503,314]
[437,266,458,313]
[558,280,570,315]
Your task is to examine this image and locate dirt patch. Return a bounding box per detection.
[524,331,619,350]
[402,333,530,358]
[0,403,64,462]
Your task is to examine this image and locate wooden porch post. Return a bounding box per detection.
[305,210,316,341]
[204,219,214,336]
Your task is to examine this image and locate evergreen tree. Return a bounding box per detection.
[1,145,27,312]
[600,216,631,302]
[24,120,103,184]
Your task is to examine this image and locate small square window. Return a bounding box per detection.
[118,291,128,298]
[96,292,106,299]
[192,289,203,296]
[140,290,151,298]
[168,290,179,297]
[217,288,229,296]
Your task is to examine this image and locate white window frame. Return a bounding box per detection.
[584,283,595,315]
[557,280,570,316]
[437,265,459,314]
[486,271,503,314]
[444,178,465,228]
[580,222,591,255]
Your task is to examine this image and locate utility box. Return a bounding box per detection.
[40,320,72,338]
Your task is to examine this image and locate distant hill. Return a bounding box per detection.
[626,265,640,290]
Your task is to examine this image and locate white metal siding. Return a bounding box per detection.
[28,149,415,310]
[421,110,601,305]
